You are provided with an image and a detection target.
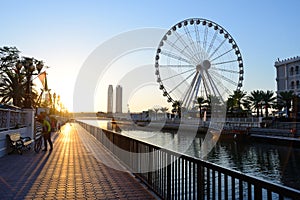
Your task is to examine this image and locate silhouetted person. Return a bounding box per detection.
[38,112,53,151]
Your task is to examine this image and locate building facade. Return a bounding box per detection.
[275,56,300,96]
[107,85,113,113]
[116,85,122,113]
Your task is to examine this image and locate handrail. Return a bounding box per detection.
[77,121,300,200]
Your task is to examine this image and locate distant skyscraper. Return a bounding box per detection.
[116,85,122,113]
[107,85,113,113]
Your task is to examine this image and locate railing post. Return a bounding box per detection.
[148,146,153,187]
[17,111,21,127]
[166,154,171,199]
[6,110,11,129]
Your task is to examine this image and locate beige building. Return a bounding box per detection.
[275,56,300,96]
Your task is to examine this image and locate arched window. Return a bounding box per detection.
[290,67,294,75]
[296,66,299,74]
[291,81,295,89]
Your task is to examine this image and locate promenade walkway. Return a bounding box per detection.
[0,123,157,199]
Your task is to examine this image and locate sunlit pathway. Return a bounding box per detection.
[0,123,157,199]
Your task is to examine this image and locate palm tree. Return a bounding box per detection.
[0,47,23,106]
[229,90,247,111]
[0,47,46,109]
[247,90,263,117]
[278,91,294,117]
[261,90,276,117]
[0,46,20,69]
[242,99,252,114]
[226,97,235,114]
[172,101,181,118]
[0,69,26,107]
[205,95,224,119]
[153,107,160,120]
[196,96,207,119]
[160,107,168,119]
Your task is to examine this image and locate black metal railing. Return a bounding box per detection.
[77,121,300,200]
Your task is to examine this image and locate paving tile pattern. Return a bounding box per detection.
[0,123,157,199]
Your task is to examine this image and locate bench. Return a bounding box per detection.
[6,133,33,155]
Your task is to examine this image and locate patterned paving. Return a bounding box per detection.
[0,123,157,199]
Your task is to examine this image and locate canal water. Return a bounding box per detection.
[79,119,300,191]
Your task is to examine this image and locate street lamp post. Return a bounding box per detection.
[16,57,44,108]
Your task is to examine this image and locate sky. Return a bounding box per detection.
[1,0,300,112]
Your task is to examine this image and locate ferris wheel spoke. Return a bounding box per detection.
[209,70,238,88]
[201,73,212,97]
[164,37,195,64]
[208,38,227,60]
[203,25,208,52]
[172,32,199,64]
[161,68,195,81]
[204,71,218,97]
[210,67,239,74]
[159,64,194,68]
[169,71,196,94]
[212,59,237,66]
[194,73,202,101]
[160,51,191,64]
[206,30,218,56]
[194,24,202,59]
[183,26,202,62]
[182,72,199,108]
[210,48,234,62]
[205,71,226,103]
[209,72,234,96]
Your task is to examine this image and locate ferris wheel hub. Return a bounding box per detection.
[196,60,211,72]
[202,60,211,70]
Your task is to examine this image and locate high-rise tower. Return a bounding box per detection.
[107,85,113,113]
[116,85,122,113]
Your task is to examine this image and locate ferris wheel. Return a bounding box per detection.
[155,18,244,110]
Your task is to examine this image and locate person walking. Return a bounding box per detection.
[38,112,53,151]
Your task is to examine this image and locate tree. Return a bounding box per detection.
[242,99,252,114]
[160,107,168,119]
[247,90,263,117]
[229,90,247,111]
[172,101,181,118]
[196,96,207,119]
[0,46,43,108]
[261,90,276,117]
[0,47,25,107]
[226,97,235,114]
[278,91,294,117]
[0,69,26,107]
[153,106,160,120]
[206,95,222,108]
[0,46,20,69]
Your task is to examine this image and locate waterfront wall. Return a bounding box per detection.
[0,108,34,157]
[77,120,300,200]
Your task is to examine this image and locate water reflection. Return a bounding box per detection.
[80,119,300,190]
[197,139,300,190]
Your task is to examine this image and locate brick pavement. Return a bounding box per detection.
[0,123,158,199]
